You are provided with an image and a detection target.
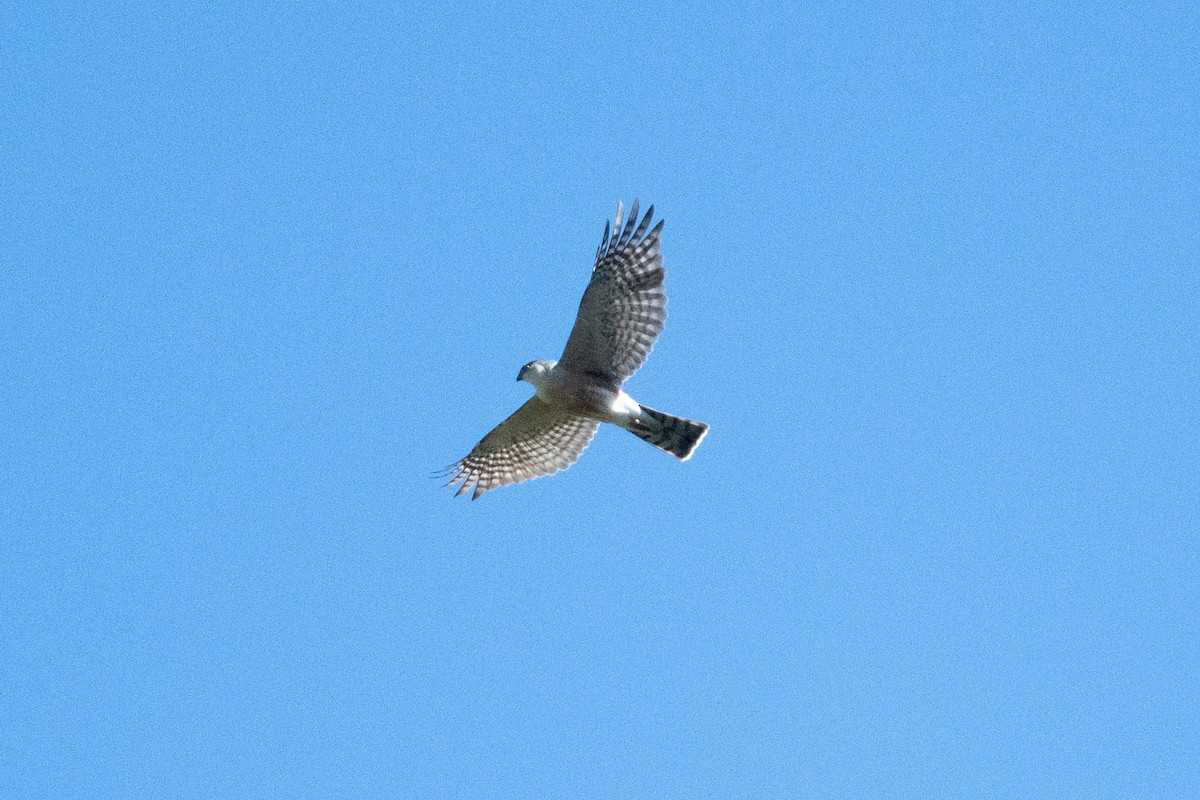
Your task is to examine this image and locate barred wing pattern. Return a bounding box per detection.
[443,397,600,500]
[559,201,667,384]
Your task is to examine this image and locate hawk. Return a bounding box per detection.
[443,201,709,500]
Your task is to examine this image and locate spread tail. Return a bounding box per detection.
[629,405,709,461]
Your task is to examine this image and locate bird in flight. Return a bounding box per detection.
[443,201,709,500]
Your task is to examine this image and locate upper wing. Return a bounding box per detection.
[559,201,667,384]
[443,397,600,500]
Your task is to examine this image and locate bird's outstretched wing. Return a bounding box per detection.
[443,397,600,500]
[559,201,666,384]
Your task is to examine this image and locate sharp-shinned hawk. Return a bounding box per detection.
[443,201,708,499]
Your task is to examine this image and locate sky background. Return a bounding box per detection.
[3,2,1198,797]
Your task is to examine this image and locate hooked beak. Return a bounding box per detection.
[515,369,524,381]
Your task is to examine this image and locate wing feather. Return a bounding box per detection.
[559,201,667,384]
[444,397,599,500]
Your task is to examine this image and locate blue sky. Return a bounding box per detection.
[3,2,1197,797]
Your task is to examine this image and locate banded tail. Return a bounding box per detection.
[628,405,709,461]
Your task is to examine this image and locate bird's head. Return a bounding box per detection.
[517,359,556,387]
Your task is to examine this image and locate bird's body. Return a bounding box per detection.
[444,201,708,499]
[519,359,638,426]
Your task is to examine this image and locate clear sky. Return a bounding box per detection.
[3,2,1197,798]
